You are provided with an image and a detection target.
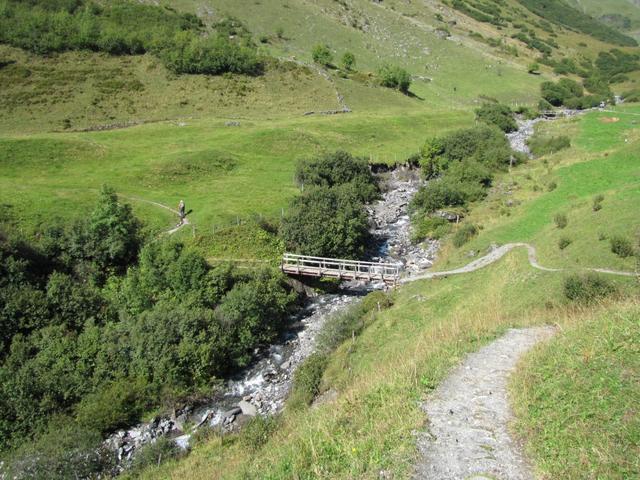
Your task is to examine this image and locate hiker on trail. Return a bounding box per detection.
[178,200,186,225]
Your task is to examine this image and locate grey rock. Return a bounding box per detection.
[238,400,257,416]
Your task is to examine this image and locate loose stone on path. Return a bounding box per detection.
[414,326,555,480]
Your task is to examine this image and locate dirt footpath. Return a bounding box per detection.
[414,326,555,480]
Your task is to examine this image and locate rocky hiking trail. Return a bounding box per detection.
[414,327,556,480]
[403,242,637,283]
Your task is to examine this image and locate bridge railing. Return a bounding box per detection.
[281,253,401,281]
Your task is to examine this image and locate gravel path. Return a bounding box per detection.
[119,195,190,235]
[402,242,637,283]
[414,326,556,480]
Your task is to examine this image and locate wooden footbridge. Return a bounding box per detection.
[281,253,402,285]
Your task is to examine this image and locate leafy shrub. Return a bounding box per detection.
[475,102,517,133]
[288,353,328,409]
[592,194,604,211]
[527,135,570,156]
[610,236,635,258]
[155,31,263,76]
[0,1,263,76]
[75,377,149,434]
[360,290,394,313]
[564,273,616,303]
[410,179,468,214]
[528,62,540,74]
[411,216,450,242]
[295,151,378,202]
[240,415,280,451]
[2,418,114,480]
[554,213,568,229]
[341,51,356,71]
[378,64,411,93]
[541,79,581,107]
[311,44,333,66]
[547,181,557,192]
[452,223,478,248]
[280,185,371,259]
[130,436,185,474]
[558,237,572,250]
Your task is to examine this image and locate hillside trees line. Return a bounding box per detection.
[0,187,298,472]
[0,0,263,75]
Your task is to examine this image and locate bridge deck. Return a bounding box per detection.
[281,253,401,284]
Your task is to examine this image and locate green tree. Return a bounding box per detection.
[295,151,378,202]
[70,185,141,277]
[341,51,356,71]
[280,186,371,258]
[528,61,540,74]
[378,64,412,93]
[312,44,333,66]
[475,102,517,133]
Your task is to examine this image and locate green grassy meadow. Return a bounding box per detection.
[0,108,473,241]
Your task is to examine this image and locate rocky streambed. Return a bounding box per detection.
[104,165,435,472]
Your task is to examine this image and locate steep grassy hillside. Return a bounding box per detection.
[566,0,640,40]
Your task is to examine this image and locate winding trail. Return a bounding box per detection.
[119,195,190,235]
[401,243,637,283]
[414,326,556,480]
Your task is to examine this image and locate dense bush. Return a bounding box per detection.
[554,213,568,229]
[287,353,328,409]
[75,378,149,435]
[541,78,584,107]
[156,31,262,75]
[452,223,478,248]
[2,418,114,480]
[610,236,635,258]
[295,150,378,202]
[564,273,616,303]
[312,44,333,66]
[378,64,411,93]
[130,436,185,474]
[280,185,370,259]
[411,178,474,214]
[411,216,451,242]
[527,134,570,156]
[0,0,263,76]
[558,237,572,250]
[475,103,517,133]
[341,51,356,71]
